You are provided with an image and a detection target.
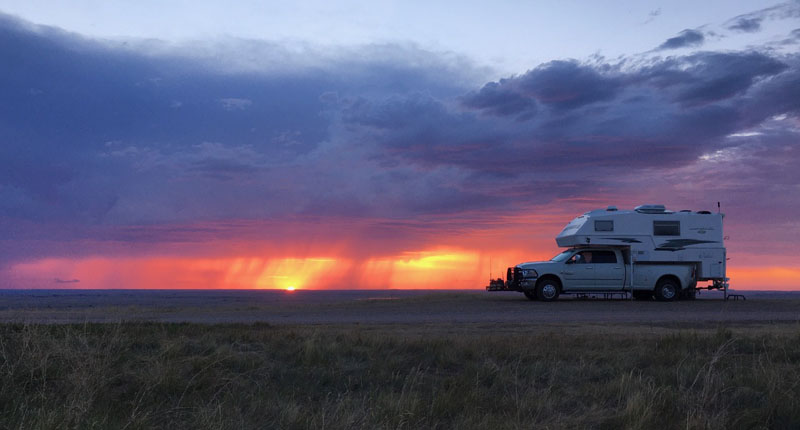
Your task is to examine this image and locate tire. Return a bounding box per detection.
[524,290,538,301]
[654,278,679,302]
[632,291,653,301]
[536,278,561,302]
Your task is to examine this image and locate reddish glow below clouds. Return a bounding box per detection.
[9,252,800,290]
[5,210,799,290]
[7,248,528,290]
[727,267,800,290]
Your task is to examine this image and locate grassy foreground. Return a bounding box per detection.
[1,323,799,429]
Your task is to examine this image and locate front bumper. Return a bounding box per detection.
[505,267,537,291]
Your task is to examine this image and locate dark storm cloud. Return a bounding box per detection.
[459,60,621,116]
[640,52,788,105]
[0,13,474,227]
[742,63,800,116]
[2,12,800,265]
[657,29,705,50]
[340,93,519,181]
[516,60,621,109]
[352,50,796,188]
[461,80,537,119]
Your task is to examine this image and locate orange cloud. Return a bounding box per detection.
[727,266,800,291]
[5,210,798,291]
[8,254,799,291]
[7,244,540,290]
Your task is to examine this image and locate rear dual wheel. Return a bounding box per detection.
[654,278,679,302]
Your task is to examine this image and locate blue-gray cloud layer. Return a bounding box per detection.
[2,12,800,263]
[728,17,763,32]
[726,1,800,34]
[657,29,705,50]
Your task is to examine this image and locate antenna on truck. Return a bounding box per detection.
[717,201,720,214]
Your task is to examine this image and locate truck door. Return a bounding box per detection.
[562,251,596,290]
[593,250,625,290]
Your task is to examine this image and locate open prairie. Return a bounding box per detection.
[2,290,799,429]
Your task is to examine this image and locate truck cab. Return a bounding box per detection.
[509,247,696,301]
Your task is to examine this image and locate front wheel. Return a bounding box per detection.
[536,278,560,302]
[654,278,679,302]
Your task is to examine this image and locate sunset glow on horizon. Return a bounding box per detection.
[1,3,799,291]
[7,237,800,291]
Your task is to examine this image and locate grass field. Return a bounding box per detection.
[2,322,800,429]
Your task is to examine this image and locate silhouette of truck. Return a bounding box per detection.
[487,204,730,301]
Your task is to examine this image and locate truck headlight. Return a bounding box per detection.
[522,269,538,278]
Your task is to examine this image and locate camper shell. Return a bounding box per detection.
[556,205,726,281]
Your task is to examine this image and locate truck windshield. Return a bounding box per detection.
[550,250,572,262]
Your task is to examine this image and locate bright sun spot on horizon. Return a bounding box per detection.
[286,286,296,291]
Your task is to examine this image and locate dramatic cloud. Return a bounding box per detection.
[2,11,800,289]
[657,29,705,50]
[461,81,537,119]
[640,52,788,105]
[462,60,621,118]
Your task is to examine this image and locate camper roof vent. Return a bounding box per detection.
[606,206,618,211]
[634,204,667,214]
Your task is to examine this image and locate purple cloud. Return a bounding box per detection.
[641,52,788,105]
[462,80,537,119]
[1,11,800,272]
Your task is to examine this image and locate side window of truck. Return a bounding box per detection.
[593,251,617,264]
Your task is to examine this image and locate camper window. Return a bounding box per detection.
[594,220,613,231]
[653,220,680,236]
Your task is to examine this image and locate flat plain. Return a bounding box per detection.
[1,289,799,325]
[2,289,799,429]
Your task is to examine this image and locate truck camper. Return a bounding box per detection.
[487,204,730,301]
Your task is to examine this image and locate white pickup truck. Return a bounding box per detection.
[506,247,696,301]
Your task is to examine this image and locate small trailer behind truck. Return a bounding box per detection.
[487,204,731,301]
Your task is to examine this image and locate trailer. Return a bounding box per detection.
[487,204,732,301]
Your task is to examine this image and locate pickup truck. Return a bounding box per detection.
[504,247,697,301]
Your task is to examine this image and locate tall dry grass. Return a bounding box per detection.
[0,323,799,429]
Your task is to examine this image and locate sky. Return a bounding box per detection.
[1,1,799,290]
